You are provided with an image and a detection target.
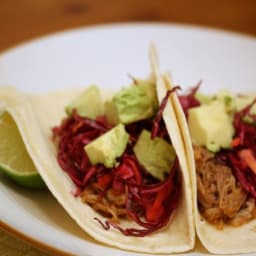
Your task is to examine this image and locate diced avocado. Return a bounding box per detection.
[188,101,234,151]
[195,92,213,105]
[196,90,236,113]
[206,142,221,153]
[214,90,235,113]
[139,81,159,113]
[84,124,129,168]
[106,82,158,125]
[66,85,104,119]
[133,130,176,181]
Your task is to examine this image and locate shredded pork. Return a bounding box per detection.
[195,146,256,229]
[80,183,128,223]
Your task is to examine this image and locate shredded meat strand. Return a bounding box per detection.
[80,185,128,223]
[195,146,256,229]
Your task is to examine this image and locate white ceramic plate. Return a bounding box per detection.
[0,23,256,256]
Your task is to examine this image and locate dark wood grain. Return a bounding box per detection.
[0,0,256,51]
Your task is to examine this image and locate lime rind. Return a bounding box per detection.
[0,111,45,189]
[0,162,45,189]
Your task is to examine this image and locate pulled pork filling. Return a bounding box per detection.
[195,146,256,229]
[80,184,128,222]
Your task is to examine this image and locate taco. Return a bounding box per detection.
[0,54,194,253]
[166,75,256,254]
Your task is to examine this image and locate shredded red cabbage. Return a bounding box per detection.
[52,111,111,188]
[52,90,181,236]
[151,86,181,139]
[94,157,181,236]
[227,153,256,199]
[219,99,256,199]
[178,81,201,117]
[233,98,256,151]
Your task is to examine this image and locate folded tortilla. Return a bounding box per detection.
[0,69,194,253]
[165,74,256,254]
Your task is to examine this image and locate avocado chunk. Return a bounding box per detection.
[196,90,236,114]
[188,101,234,152]
[84,124,129,168]
[195,92,213,105]
[140,81,158,113]
[66,85,104,119]
[133,130,176,181]
[214,90,235,113]
[105,81,158,125]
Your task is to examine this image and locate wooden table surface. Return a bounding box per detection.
[0,0,256,52]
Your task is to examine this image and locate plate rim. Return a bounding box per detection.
[0,220,71,256]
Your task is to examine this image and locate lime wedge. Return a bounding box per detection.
[0,111,45,189]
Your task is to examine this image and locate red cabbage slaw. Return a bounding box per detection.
[52,87,181,236]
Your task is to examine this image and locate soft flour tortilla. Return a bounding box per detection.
[0,82,194,253]
[165,74,256,254]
